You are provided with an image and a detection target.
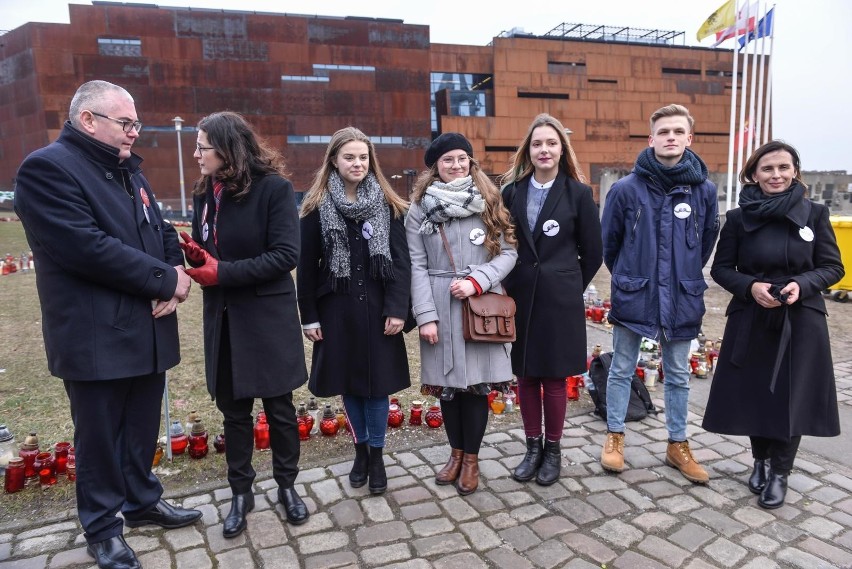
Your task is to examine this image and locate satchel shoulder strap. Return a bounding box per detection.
[437,224,458,275]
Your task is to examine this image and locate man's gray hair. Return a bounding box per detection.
[68,81,133,128]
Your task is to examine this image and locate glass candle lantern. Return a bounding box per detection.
[254,411,270,451]
[387,403,404,428]
[566,376,581,401]
[296,403,313,441]
[320,404,339,436]
[335,407,347,431]
[4,457,25,493]
[644,361,659,391]
[425,404,443,428]
[490,393,505,414]
[54,442,71,475]
[152,443,164,467]
[189,419,209,459]
[214,433,226,454]
[34,452,56,487]
[307,398,320,435]
[408,401,423,426]
[169,420,188,455]
[0,424,15,473]
[19,431,40,480]
[184,410,200,438]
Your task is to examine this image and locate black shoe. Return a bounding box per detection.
[513,435,544,482]
[223,492,255,538]
[87,535,140,569]
[124,498,202,529]
[368,446,387,495]
[758,469,788,509]
[748,459,770,495]
[535,439,562,486]
[350,442,369,488]
[278,487,309,525]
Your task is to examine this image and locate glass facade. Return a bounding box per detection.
[430,72,492,135]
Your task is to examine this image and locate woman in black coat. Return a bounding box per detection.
[297,127,411,495]
[501,114,603,486]
[704,140,844,509]
[180,112,309,536]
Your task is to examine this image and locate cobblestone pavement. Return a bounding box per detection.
[3,389,852,569]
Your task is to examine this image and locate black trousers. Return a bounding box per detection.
[64,373,165,544]
[440,392,489,455]
[215,325,299,494]
[750,435,802,474]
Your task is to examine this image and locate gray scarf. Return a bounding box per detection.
[319,170,394,291]
[419,175,485,234]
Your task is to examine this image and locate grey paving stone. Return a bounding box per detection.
[732,505,776,528]
[311,478,344,506]
[13,533,70,557]
[501,490,535,507]
[741,533,781,554]
[498,524,541,552]
[401,502,443,521]
[195,503,220,526]
[526,538,573,569]
[0,555,49,569]
[361,496,395,522]
[592,518,643,548]
[17,522,77,540]
[615,488,657,510]
[689,507,748,537]
[510,503,549,523]
[637,534,691,567]
[776,546,838,568]
[685,560,726,569]
[586,492,631,516]
[702,537,747,566]
[328,499,364,528]
[798,536,852,568]
[824,472,852,492]
[551,498,604,525]
[214,487,234,501]
[356,520,412,547]
[802,500,831,516]
[786,472,821,493]
[412,532,469,557]
[46,546,90,568]
[611,550,667,569]
[639,480,683,498]
[124,535,160,553]
[478,459,511,479]
[458,520,501,551]
[441,496,478,521]
[740,558,781,569]
[485,512,519,530]
[485,546,535,569]
[412,517,454,537]
[287,512,333,537]
[760,521,806,543]
[174,548,213,569]
[464,491,504,513]
[295,467,328,484]
[667,522,716,552]
[163,525,205,550]
[528,481,570,500]
[562,559,601,569]
[297,531,349,555]
[214,547,254,569]
[798,515,844,539]
[631,511,678,533]
[206,524,246,553]
[137,549,171,569]
[361,543,412,566]
[617,468,661,484]
[656,493,702,513]
[257,545,299,569]
[304,550,359,569]
[386,474,418,491]
[245,510,287,549]
[393,486,433,505]
[182,493,212,509]
[529,515,577,539]
[433,551,489,569]
[689,484,737,509]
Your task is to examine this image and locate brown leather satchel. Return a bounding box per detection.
[438,225,516,344]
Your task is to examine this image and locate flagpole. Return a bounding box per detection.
[745,0,761,160]
[762,5,776,143]
[753,2,768,148]
[735,0,751,204]
[725,0,741,213]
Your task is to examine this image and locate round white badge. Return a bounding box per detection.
[362,221,374,240]
[469,228,486,246]
[202,223,209,242]
[543,220,560,237]
[799,226,814,242]
[674,203,692,219]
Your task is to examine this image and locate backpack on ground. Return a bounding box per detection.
[587,352,658,422]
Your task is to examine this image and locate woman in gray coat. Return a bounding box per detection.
[406,133,517,495]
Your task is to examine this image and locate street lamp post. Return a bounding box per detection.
[172,116,187,218]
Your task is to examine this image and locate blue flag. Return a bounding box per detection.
[739,7,774,49]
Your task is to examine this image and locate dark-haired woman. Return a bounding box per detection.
[703,140,844,509]
[180,111,309,536]
[298,127,411,495]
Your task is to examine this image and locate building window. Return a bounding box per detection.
[98,38,141,57]
[288,135,402,145]
[281,75,330,83]
[662,67,702,76]
[518,91,570,100]
[312,63,376,76]
[430,72,492,135]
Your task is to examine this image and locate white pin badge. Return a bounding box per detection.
[799,226,814,242]
[674,203,692,219]
[362,221,374,240]
[469,228,486,246]
[202,223,209,242]
[543,220,560,237]
[201,203,209,242]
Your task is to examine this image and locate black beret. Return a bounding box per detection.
[424,132,473,168]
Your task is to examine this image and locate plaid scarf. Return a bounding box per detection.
[419,175,485,234]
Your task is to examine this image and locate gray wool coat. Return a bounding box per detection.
[406,202,517,388]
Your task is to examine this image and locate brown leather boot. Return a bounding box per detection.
[665,440,709,484]
[435,448,463,485]
[601,432,625,473]
[456,453,479,495]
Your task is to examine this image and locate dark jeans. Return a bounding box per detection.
[517,376,567,442]
[750,435,802,474]
[342,395,389,447]
[441,392,489,455]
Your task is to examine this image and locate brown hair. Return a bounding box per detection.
[192,111,288,199]
[649,104,695,133]
[739,140,806,189]
[501,113,585,186]
[300,126,407,218]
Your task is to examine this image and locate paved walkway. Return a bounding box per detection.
[3,328,852,568]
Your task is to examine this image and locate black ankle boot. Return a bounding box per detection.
[748,459,770,495]
[513,435,544,482]
[223,492,254,538]
[368,446,387,495]
[758,468,788,509]
[535,439,561,486]
[350,443,369,488]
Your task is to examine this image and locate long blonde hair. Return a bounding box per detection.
[411,156,516,258]
[501,113,585,186]
[300,127,407,218]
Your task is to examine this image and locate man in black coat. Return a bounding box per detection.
[14,80,201,569]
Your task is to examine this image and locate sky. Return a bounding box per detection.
[1,0,850,172]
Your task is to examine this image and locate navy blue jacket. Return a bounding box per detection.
[14,122,182,381]
[601,170,719,341]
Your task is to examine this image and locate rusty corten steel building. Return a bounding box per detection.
[0,3,749,207]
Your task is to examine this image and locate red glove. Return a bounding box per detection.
[185,249,219,286]
[179,232,206,266]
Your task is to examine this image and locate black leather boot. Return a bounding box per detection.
[368,446,387,495]
[349,442,369,488]
[758,468,788,509]
[223,492,254,538]
[513,435,544,482]
[748,459,770,495]
[535,439,561,486]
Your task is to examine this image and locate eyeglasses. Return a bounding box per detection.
[440,155,469,167]
[195,143,216,153]
[89,111,142,133]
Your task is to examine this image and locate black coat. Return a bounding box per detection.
[190,175,307,400]
[502,173,603,377]
[14,123,182,381]
[703,196,844,439]
[297,209,411,397]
